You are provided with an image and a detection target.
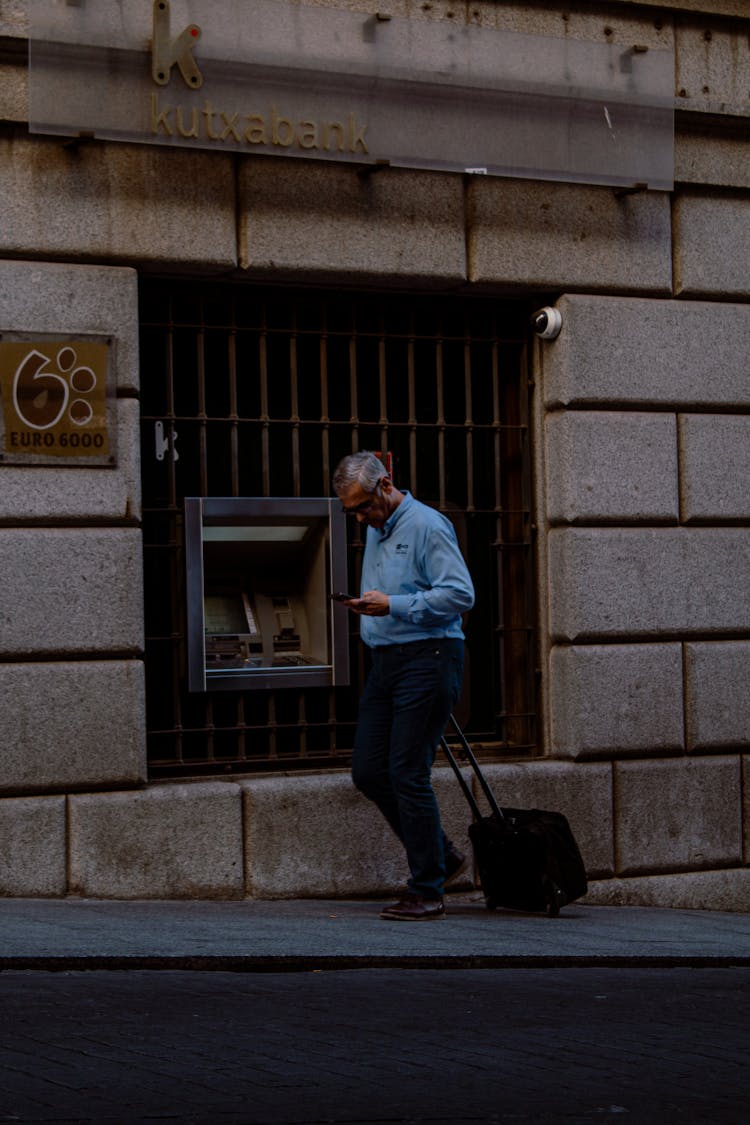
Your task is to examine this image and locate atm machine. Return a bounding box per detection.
[184,497,350,691]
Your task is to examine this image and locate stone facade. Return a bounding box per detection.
[536,290,749,909]
[0,0,748,909]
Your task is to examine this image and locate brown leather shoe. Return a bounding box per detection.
[380,895,445,921]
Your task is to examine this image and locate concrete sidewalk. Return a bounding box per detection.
[2,892,750,970]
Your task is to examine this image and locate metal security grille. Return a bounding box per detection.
[139,283,537,776]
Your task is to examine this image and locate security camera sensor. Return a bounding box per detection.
[530,307,562,340]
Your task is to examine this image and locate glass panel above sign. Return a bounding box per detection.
[29,0,674,190]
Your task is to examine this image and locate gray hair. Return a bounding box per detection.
[332,451,388,496]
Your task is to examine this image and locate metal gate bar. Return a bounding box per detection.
[139,285,537,776]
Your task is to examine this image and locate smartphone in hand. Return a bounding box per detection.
[329,591,357,602]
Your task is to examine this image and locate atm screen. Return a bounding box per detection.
[204,593,259,638]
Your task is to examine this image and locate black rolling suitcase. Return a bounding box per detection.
[440,715,588,916]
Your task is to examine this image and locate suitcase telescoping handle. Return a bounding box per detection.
[440,714,507,825]
[439,736,481,819]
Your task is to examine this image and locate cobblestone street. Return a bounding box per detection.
[0,966,747,1124]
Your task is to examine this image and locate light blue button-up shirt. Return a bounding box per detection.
[359,492,475,648]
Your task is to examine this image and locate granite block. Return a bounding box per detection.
[549,644,684,759]
[541,295,750,410]
[0,795,66,896]
[0,55,26,124]
[675,19,750,119]
[676,129,750,190]
[0,660,146,793]
[0,528,144,656]
[0,138,236,270]
[69,783,244,899]
[584,867,750,913]
[674,193,750,298]
[467,178,671,293]
[239,159,466,285]
[614,756,743,875]
[685,642,750,751]
[679,414,750,522]
[545,411,679,523]
[242,767,474,899]
[548,527,750,640]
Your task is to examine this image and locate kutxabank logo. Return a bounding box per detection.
[152,0,203,89]
[145,0,369,155]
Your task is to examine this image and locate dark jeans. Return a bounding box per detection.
[352,638,465,899]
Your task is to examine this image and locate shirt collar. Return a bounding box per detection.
[379,490,412,540]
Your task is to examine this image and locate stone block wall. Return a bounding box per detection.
[0,261,147,797]
[536,294,750,910]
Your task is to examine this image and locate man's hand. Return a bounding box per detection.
[349,589,390,616]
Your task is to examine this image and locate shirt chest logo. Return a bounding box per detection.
[395,542,409,555]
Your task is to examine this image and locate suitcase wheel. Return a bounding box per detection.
[545,880,568,917]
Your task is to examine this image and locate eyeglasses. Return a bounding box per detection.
[341,480,384,516]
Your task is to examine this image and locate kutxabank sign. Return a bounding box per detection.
[29,0,674,190]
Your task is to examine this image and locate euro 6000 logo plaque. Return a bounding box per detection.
[0,333,116,466]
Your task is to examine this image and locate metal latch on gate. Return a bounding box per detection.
[155,420,179,461]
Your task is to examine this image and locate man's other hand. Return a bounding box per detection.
[350,590,390,616]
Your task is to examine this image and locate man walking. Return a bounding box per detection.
[332,451,475,920]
